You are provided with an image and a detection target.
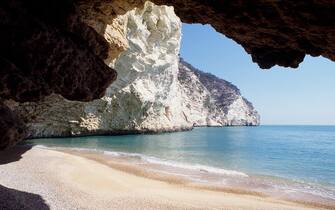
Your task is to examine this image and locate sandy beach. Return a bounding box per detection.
[0,146,333,210]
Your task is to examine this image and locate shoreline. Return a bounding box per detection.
[61,148,335,210]
[0,146,334,210]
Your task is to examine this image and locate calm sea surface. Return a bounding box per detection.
[27,125,335,202]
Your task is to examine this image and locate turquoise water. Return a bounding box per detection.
[27,125,335,202]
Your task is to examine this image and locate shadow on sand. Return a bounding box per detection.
[0,145,50,209]
[0,185,50,210]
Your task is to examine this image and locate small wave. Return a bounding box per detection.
[103,151,122,156]
[32,144,335,204]
[33,144,335,201]
[101,149,248,177]
[143,156,249,177]
[33,144,100,152]
[34,145,50,149]
[48,145,249,178]
[274,182,335,200]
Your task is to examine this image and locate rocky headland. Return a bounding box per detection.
[4,2,259,139]
[179,59,259,127]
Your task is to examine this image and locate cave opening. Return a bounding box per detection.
[1,0,335,149]
[1,1,335,208]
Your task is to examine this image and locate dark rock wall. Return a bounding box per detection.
[152,0,335,69]
[0,102,26,150]
[0,0,117,103]
[0,0,117,149]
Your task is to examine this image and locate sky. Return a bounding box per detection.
[180,23,335,125]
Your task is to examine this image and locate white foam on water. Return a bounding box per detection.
[59,146,249,178]
[33,145,50,149]
[143,156,249,177]
[274,182,335,200]
[33,144,100,152]
[103,151,121,156]
[33,144,335,201]
[100,149,335,201]
[97,149,249,177]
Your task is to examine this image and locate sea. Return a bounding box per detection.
[27,125,335,205]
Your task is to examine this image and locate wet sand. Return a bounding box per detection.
[0,146,333,210]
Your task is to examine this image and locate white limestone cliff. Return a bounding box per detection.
[9,2,259,138]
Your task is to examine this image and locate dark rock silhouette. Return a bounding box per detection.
[0,0,116,103]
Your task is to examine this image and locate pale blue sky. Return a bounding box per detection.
[180,23,335,125]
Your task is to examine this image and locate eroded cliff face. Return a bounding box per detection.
[179,59,260,126]
[9,2,191,138]
[1,0,334,104]
[8,2,259,139]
